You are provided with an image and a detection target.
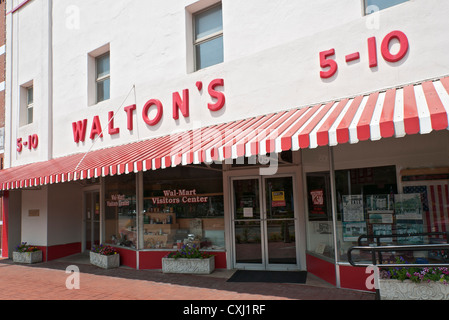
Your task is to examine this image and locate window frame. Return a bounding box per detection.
[193,3,223,71]
[95,52,110,104]
[19,81,34,127]
[26,86,34,125]
[363,0,409,15]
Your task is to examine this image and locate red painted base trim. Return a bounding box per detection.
[46,243,82,261]
[138,251,227,270]
[340,264,375,292]
[30,243,81,262]
[115,247,137,269]
[139,251,167,269]
[306,253,336,286]
[306,253,374,292]
[35,246,47,262]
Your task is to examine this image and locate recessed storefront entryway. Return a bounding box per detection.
[231,175,299,271]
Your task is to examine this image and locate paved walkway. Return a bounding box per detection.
[0,257,374,301]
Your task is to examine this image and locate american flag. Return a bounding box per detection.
[404,183,449,237]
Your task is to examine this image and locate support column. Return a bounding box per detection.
[1,191,8,258]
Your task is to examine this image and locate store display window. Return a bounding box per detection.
[334,166,398,263]
[142,165,224,251]
[306,166,398,262]
[307,164,449,265]
[306,172,335,260]
[104,174,137,248]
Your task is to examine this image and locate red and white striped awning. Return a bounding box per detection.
[1,76,449,190]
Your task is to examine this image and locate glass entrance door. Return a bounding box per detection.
[84,191,100,251]
[232,175,298,270]
[265,177,297,266]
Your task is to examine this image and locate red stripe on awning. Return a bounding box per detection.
[403,84,420,134]
[298,103,333,149]
[336,96,364,144]
[357,92,379,141]
[422,81,449,130]
[379,89,397,138]
[1,76,448,190]
[280,105,320,151]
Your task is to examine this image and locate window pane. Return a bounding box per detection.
[142,166,224,250]
[233,179,260,220]
[195,5,222,40]
[97,78,110,102]
[96,53,110,79]
[306,173,335,260]
[105,174,137,249]
[365,0,408,12]
[195,36,224,70]
[27,106,33,124]
[335,166,398,264]
[235,221,262,264]
[27,87,33,105]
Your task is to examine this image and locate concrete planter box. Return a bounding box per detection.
[13,251,42,264]
[379,279,449,300]
[162,256,215,274]
[90,252,120,269]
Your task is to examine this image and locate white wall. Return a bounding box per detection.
[21,186,48,246]
[6,0,449,167]
[6,0,52,168]
[17,183,84,248]
[47,183,83,246]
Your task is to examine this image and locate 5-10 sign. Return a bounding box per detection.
[17,134,39,153]
[319,30,409,79]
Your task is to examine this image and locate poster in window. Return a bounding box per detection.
[310,189,325,215]
[271,191,286,207]
[394,193,423,220]
[343,222,367,241]
[369,213,394,224]
[366,194,393,212]
[342,195,364,222]
[372,224,393,243]
[396,222,424,244]
[243,207,253,218]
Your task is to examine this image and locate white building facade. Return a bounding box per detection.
[1,0,448,291]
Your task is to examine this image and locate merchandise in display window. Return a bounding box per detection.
[105,174,137,248]
[306,166,398,261]
[335,166,398,263]
[307,165,449,266]
[142,165,224,251]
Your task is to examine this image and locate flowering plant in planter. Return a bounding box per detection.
[13,242,42,264]
[380,256,449,285]
[91,244,119,256]
[15,242,40,253]
[162,245,215,274]
[165,245,213,260]
[90,244,120,269]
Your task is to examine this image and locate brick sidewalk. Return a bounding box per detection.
[0,259,374,301]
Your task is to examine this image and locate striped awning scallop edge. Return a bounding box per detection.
[1,76,449,190]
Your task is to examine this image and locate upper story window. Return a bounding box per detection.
[193,3,223,71]
[20,82,34,127]
[96,52,110,103]
[364,0,409,14]
[26,86,34,125]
